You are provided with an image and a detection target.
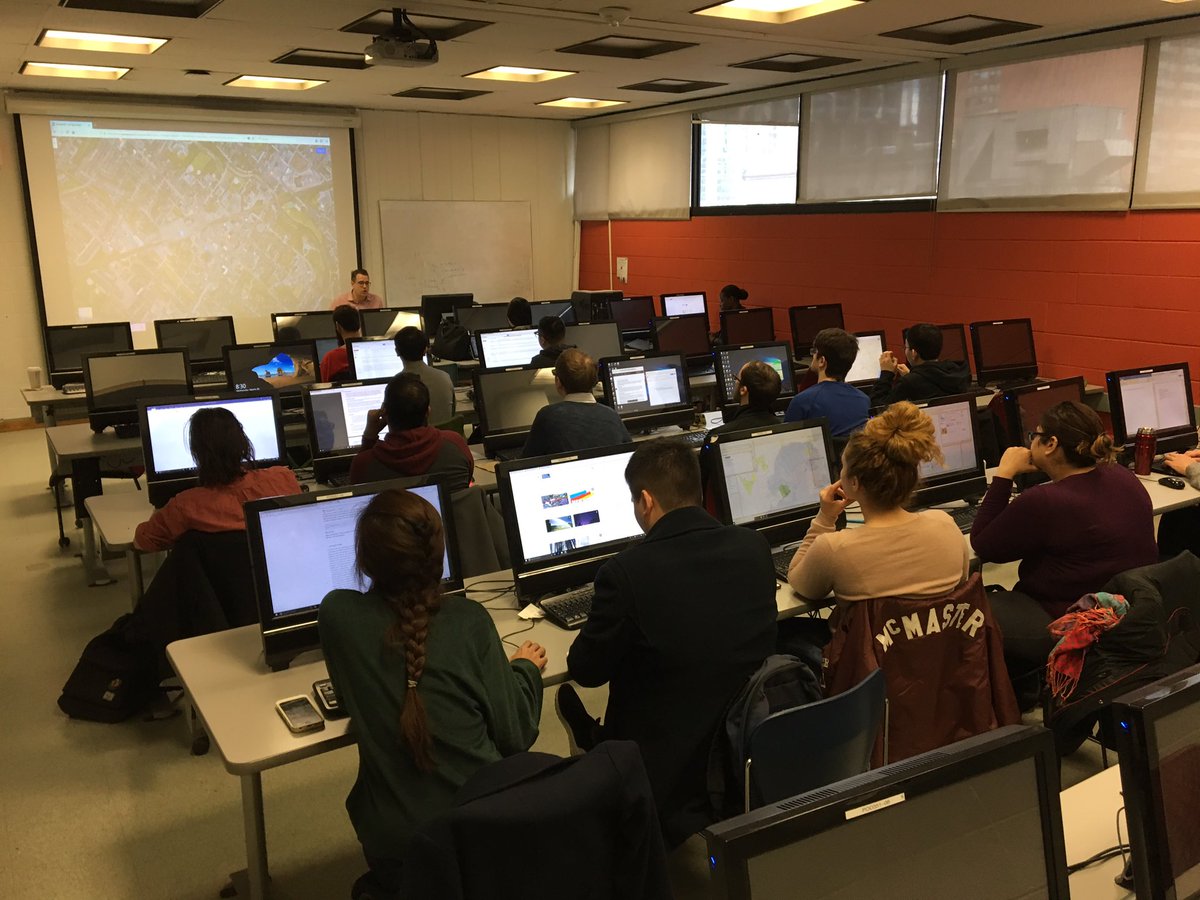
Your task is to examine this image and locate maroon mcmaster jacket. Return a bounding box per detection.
[349,425,474,490]
[970,464,1158,619]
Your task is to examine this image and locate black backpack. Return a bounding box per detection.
[431,321,472,361]
[57,614,159,723]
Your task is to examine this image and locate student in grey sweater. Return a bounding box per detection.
[521,348,632,458]
[394,326,456,425]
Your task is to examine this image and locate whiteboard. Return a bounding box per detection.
[379,200,534,304]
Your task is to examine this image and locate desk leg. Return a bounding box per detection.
[81,517,115,587]
[72,458,114,586]
[241,772,269,900]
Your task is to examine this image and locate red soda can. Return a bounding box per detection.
[1134,427,1157,476]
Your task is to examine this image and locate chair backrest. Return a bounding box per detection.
[746,668,885,811]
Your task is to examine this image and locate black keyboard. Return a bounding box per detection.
[771,546,796,582]
[947,505,979,533]
[679,430,708,448]
[193,371,228,386]
[61,382,85,395]
[540,586,595,630]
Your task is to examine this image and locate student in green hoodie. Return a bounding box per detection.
[320,488,546,899]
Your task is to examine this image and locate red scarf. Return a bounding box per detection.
[1046,592,1128,700]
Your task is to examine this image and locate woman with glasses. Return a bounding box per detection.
[971,400,1157,704]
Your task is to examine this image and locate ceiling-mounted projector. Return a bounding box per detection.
[365,8,438,67]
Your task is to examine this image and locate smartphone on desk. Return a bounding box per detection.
[276,695,325,734]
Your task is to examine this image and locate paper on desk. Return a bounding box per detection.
[518,604,545,620]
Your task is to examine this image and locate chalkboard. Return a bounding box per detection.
[379,200,534,304]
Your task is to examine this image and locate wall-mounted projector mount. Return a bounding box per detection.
[364,9,439,67]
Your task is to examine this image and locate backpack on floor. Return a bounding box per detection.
[57,614,159,723]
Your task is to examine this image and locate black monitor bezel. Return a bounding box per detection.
[301,377,391,463]
[661,291,709,319]
[246,477,464,670]
[456,304,517,335]
[529,299,577,325]
[44,322,135,387]
[420,293,474,336]
[82,348,194,430]
[935,322,971,371]
[153,316,237,370]
[714,341,798,406]
[1001,376,1086,448]
[473,363,561,455]
[907,392,988,508]
[608,295,658,338]
[706,418,836,547]
[222,340,320,401]
[564,321,623,364]
[475,326,544,370]
[1105,361,1197,454]
[270,310,337,341]
[598,351,694,432]
[969,318,1038,385]
[345,336,404,382]
[843,330,887,387]
[788,304,845,358]
[495,442,642,602]
[703,724,1069,900]
[360,306,422,339]
[652,314,713,363]
[719,308,775,346]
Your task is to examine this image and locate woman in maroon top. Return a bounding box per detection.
[971,400,1157,703]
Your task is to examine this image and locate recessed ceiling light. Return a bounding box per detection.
[693,0,864,26]
[59,0,221,17]
[273,48,369,70]
[224,74,325,90]
[465,66,575,83]
[557,35,696,58]
[622,78,727,93]
[37,29,167,54]
[21,61,129,80]
[394,87,491,100]
[881,15,1039,44]
[538,97,626,109]
[341,9,492,40]
[731,52,857,72]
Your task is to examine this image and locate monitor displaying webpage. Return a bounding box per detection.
[479,330,542,368]
[507,451,641,565]
[919,401,979,480]
[477,368,559,431]
[1118,368,1192,435]
[845,334,884,384]
[348,339,403,381]
[663,294,705,316]
[718,426,828,526]
[608,356,687,415]
[259,483,451,616]
[717,344,794,403]
[146,395,281,476]
[308,382,387,454]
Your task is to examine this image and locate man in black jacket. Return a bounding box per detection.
[869,322,971,406]
[559,439,778,847]
[529,316,575,368]
[699,359,780,494]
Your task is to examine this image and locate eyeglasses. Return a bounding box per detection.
[354,279,371,286]
[1027,430,1047,445]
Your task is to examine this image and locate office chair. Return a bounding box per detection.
[744,668,886,811]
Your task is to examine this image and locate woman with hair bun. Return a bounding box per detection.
[718,284,749,313]
[319,488,546,899]
[971,400,1157,699]
[787,401,969,602]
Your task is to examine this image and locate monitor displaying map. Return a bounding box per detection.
[715,423,830,527]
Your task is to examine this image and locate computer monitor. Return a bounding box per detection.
[530,299,577,325]
[456,304,514,335]
[1114,662,1200,900]
[1106,362,1197,455]
[139,392,285,507]
[714,343,797,407]
[844,331,886,386]
[271,311,336,341]
[571,289,622,323]
[564,322,623,364]
[720,308,775,346]
[246,478,463,670]
[153,317,236,370]
[788,305,844,358]
[223,341,319,403]
[652,315,712,363]
[1001,377,1086,448]
[496,443,643,603]
[477,328,543,369]
[708,420,836,547]
[703,724,1069,900]
[970,319,1038,385]
[474,365,562,456]
[937,324,970,366]
[346,337,403,381]
[44,322,134,388]
[599,352,694,432]
[608,296,657,338]
[909,393,987,508]
[361,307,422,339]
[662,292,708,318]
[420,293,473,336]
[302,379,390,482]
[82,348,192,433]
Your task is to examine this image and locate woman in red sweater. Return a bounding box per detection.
[134,407,301,552]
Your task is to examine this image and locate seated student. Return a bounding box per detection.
[351,372,474,490]
[521,349,631,458]
[718,284,748,313]
[870,323,970,406]
[134,408,300,552]
[971,400,1158,698]
[557,439,777,848]
[529,315,575,368]
[320,304,362,382]
[784,327,869,437]
[320,488,546,900]
[394,326,455,425]
[787,402,968,602]
[507,296,533,328]
[700,360,780,491]
[1158,448,1200,559]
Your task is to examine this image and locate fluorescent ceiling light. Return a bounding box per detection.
[537,97,626,109]
[224,75,326,90]
[37,29,168,54]
[21,61,129,80]
[465,65,575,83]
[694,0,864,25]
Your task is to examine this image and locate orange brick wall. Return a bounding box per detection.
[578,211,1200,396]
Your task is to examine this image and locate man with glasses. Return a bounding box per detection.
[330,268,384,310]
[700,359,782,492]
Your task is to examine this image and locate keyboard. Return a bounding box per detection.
[540,585,595,630]
[61,382,85,395]
[947,505,979,533]
[493,447,522,462]
[679,430,708,448]
[193,371,228,386]
[771,546,797,582]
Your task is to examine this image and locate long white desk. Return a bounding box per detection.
[84,491,156,608]
[1060,765,1133,899]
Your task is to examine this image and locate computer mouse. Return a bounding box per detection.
[1159,477,1186,490]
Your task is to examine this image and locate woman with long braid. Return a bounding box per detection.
[320,489,546,899]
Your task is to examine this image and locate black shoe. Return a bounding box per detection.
[555,683,598,756]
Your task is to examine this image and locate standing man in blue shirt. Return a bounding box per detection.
[784,327,869,436]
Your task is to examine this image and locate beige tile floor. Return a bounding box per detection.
[0,426,1105,899]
